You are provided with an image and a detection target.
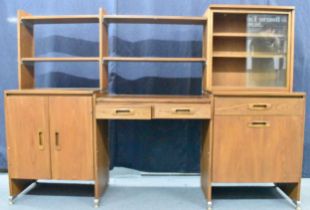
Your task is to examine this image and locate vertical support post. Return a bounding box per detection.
[200,95,214,209]
[288,10,295,92]
[206,9,213,92]
[93,94,110,207]
[99,8,109,91]
[17,10,35,89]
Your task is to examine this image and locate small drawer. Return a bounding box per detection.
[154,104,211,119]
[215,97,304,116]
[96,104,151,120]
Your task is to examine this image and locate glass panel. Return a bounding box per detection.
[246,14,288,87]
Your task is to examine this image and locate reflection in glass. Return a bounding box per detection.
[246,14,288,87]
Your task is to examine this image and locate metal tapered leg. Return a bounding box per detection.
[94,198,100,208]
[207,201,212,210]
[8,196,16,205]
[295,201,301,210]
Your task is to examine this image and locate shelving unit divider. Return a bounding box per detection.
[18,10,35,89]
[99,8,109,90]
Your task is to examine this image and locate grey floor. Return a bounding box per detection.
[0,167,309,210]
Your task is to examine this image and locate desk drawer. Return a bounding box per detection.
[154,104,211,119]
[215,97,304,116]
[96,104,151,120]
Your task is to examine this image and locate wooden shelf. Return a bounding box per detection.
[103,15,207,25]
[96,94,211,103]
[213,52,285,58]
[103,57,206,62]
[5,88,99,95]
[22,57,100,62]
[21,15,99,24]
[213,32,285,38]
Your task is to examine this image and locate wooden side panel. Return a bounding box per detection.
[100,8,109,90]
[49,96,94,180]
[18,10,35,89]
[94,120,109,199]
[5,95,51,179]
[213,115,303,183]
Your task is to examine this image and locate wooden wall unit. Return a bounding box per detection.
[5,4,305,210]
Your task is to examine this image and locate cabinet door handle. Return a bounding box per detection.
[248,121,270,128]
[113,108,134,115]
[248,103,272,111]
[38,131,44,150]
[172,108,193,114]
[55,132,61,151]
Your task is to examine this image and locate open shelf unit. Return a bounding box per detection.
[18,9,208,92]
[207,6,294,92]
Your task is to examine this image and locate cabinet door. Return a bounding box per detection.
[49,96,94,180]
[5,96,51,179]
[213,116,303,183]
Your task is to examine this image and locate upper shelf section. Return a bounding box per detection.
[103,15,207,25]
[20,15,100,24]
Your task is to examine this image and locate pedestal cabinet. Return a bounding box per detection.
[213,95,305,183]
[4,91,101,202]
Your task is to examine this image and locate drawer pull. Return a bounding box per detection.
[172,108,193,114]
[248,121,270,128]
[248,103,272,111]
[113,108,134,115]
[55,132,61,151]
[38,131,44,150]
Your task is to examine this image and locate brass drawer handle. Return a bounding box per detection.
[55,132,61,151]
[248,103,272,111]
[113,108,134,115]
[38,131,44,150]
[172,108,193,114]
[248,121,270,128]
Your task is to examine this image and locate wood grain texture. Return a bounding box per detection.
[49,96,94,180]
[5,89,98,95]
[18,10,35,89]
[215,97,304,116]
[209,4,295,11]
[103,15,206,25]
[22,57,99,62]
[200,94,214,202]
[103,57,205,62]
[206,9,213,92]
[99,8,109,90]
[21,15,99,24]
[96,94,211,103]
[154,104,211,119]
[94,119,109,199]
[96,104,152,120]
[5,96,51,179]
[212,115,303,183]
